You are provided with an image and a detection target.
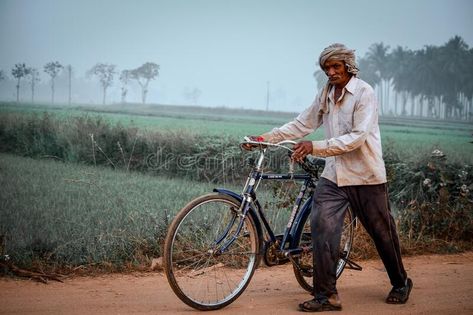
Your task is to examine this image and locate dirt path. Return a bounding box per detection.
[1,252,472,315]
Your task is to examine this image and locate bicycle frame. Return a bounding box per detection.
[214,141,319,256]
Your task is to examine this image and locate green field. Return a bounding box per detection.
[1,102,471,164]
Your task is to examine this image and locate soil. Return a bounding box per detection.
[1,251,472,315]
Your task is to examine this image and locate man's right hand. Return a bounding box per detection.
[241,135,265,150]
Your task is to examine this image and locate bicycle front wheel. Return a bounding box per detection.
[293,205,355,293]
[163,193,260,310]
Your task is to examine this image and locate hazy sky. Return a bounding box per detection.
[1,0,472,111]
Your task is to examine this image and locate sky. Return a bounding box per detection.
[1,0,472,111]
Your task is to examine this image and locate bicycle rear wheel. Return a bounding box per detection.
[163,193,260,310]
[293,205,355,293]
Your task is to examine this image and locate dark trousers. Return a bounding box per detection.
[311,178,407,298]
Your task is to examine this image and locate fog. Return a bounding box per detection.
[0,0,472,112]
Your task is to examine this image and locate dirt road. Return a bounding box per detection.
[1,252,472,314]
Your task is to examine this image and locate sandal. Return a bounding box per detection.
[386,278,413,304]
[298,295,342,312]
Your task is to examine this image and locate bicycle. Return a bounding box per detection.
[163,137,361,310]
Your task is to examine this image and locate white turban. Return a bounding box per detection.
[318,43,359,76]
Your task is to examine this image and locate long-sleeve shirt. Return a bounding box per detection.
[262,76,387,187]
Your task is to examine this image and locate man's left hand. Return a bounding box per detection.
[292,141,313,162]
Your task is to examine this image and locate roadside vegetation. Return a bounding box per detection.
[0,102,471,273]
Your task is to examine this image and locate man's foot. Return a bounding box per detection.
[386,278,413,304]
[298,294,342,312]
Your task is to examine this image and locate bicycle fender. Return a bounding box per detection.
[212,188,263,241]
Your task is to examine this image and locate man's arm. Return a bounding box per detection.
[261,94,323,143]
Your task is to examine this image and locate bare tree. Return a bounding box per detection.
[119,70,131,104]
[11,63,30,103]
[44,61,63,104]
[183,87,202,105]
[131,62,159,104]
[27,67,40,103]
[88,63,116,105]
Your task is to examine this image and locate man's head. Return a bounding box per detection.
[319,43,358,87]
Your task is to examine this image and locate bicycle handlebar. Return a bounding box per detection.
[240,136,326,177]
[241,136,296,152]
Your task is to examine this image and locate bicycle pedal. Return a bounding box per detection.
[282,248,302,258]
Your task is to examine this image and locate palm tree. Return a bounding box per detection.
[357,56,381,89]
[365,43,391,115]
[313,70,327,91]
[438,36,470,118]
[388,46,413,116]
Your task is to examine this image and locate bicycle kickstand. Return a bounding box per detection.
[344,257,362,271]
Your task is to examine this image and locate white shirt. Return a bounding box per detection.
[262,76,387,187]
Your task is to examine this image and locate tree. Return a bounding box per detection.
[0,69,5,82]
[357,56,381,89]
[11,63,30,103]
[183,87,202,105]
[388,46,414,116]
[44,61,63,104]
[88,63,116,105]
[131,62,159,104]
[119,70,131,103]
[313,70,327,91]
[365,43,390,115]
[27,67,40,103]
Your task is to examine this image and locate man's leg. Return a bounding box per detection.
[346,183,407,288]
[310,178,350,298]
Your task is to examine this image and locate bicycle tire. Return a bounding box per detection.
[292,204,355,293]
[163,193,260,310]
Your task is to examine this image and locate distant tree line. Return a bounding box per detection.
[1,36,472,120]
[315,36,473,121]
[0,61,159,105]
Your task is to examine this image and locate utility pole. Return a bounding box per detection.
[266,81,270,111]
[67,65,72,105]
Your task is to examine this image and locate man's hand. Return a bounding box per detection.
[292,141,313,162]
[241,135,265,150]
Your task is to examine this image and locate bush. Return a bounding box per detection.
[387,149,473,244]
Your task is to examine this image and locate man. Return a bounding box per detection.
[249,43,412,312]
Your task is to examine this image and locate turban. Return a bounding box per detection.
[317,43,359,115]
[318,43,359,76]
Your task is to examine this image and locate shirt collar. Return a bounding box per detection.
[328,76,357,103]
[344,76,357,95]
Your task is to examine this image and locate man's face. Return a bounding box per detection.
[323,59,351,87]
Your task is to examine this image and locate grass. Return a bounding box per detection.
[0,153,220,270]
[0,153,295,271]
